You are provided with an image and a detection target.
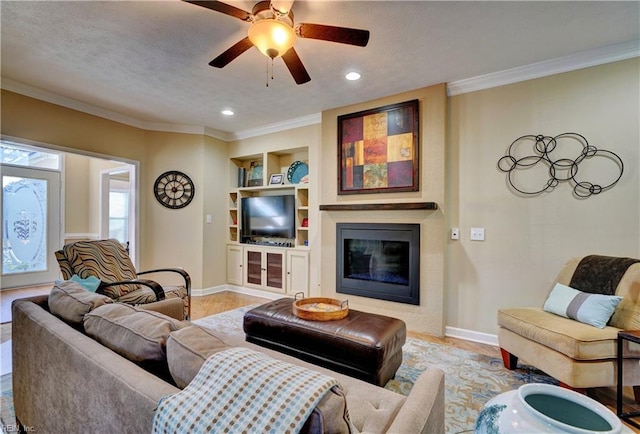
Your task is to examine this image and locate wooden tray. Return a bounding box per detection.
[292,294,349,321]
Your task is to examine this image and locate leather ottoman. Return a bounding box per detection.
[243,297,406,386]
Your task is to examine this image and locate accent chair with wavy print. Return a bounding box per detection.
[55,239,191,319]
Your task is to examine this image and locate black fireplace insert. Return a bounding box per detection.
[336,223,420,305]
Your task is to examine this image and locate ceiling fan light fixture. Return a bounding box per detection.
[248,19,296,59]
[271,0,294,14]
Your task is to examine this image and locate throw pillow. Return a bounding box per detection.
[70,274,101,292]
[48,280,113,325]
[84,303,187,362]
[543,282,623,328]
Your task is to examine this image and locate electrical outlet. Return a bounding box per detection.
[470,227,485,241]
[206,214,212,224]
[451,228,459,240]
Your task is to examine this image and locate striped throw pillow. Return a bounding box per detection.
[543,282,622,328]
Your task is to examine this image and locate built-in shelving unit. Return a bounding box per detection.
[226,145,311,297]
[228,146,310,248]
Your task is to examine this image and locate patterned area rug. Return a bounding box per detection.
[1,373,14,434]
[194,305,556,434]
[1,306,554,434]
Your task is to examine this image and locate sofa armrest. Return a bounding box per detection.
[12,298,180,433]
[386,368,445,434]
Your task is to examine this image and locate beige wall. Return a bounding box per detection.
[447,58,640,335]
[64,154,91,235]
[319,84,447,335]
[3,58,638,339]
[202,134,229,288]
[1,90,229,289]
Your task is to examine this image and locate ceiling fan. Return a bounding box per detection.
[184,0,370,84]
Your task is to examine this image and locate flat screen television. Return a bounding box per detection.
[241,195,295,242]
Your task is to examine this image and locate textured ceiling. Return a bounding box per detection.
[1,1,639,138]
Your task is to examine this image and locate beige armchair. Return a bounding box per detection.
[498,255,640,395]
[55,239,191,319]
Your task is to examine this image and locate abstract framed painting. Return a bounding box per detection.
[338,99,419,195]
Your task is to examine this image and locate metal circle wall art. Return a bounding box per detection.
[497,133,623,198]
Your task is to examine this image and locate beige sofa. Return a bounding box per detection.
[12,292,445,433]
[498,255,640,391]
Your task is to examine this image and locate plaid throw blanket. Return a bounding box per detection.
[152,347,342,434]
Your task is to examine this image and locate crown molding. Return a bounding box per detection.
[447,40,639,96]
[3,40,637,138]
[229,113,322,141]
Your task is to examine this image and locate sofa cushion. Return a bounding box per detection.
[498,307,618,360]
[48,280,113,325]
[543,282,622,328]
[166,325,230,388]
[84,303,186,363]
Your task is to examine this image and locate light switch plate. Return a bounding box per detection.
[470,227,485,241]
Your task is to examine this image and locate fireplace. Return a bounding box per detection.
[336,223,420,305]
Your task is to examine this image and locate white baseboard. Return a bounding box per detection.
[193,286,499,347]
[192,284,283,301]
[445,326,498,347]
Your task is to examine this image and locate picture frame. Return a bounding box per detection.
[338,99,419,195]
[269,173,284,185]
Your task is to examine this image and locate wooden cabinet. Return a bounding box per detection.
[286,249,309,297]
[226,244,243,286]
[243,247,286,293]
[228,245,309,296]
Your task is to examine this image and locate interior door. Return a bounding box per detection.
[2,165,62,288]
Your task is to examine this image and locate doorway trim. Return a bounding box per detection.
[1,134,141,275]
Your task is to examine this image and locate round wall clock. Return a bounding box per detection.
[153,170,195,209]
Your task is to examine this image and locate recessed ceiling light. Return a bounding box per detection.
[345,72,361,81]
[222,109,234,116]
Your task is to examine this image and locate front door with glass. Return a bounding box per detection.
[2,161,62,288]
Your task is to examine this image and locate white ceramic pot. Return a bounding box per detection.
[475,383,622,434]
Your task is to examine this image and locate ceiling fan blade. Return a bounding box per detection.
[282,48,311,85]
[296,23,370,47]
[209,37,254,68]
[183,1,251,21]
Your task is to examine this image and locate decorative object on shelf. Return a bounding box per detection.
[338,99,419,195]
[153,170,195,209]
[475,383,621,434]
[301,218,309,227]
[497,133,624,198]
[237,167,246,187]
[269,173,284,185]
[247,161,263,187]
[292,293,349,321]
[287,160,308,184]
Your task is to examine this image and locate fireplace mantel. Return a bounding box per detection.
[319,202,438,211]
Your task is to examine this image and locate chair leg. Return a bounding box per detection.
[500,348,518,370]
[558,382,586,395]
[633,385,640,403]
